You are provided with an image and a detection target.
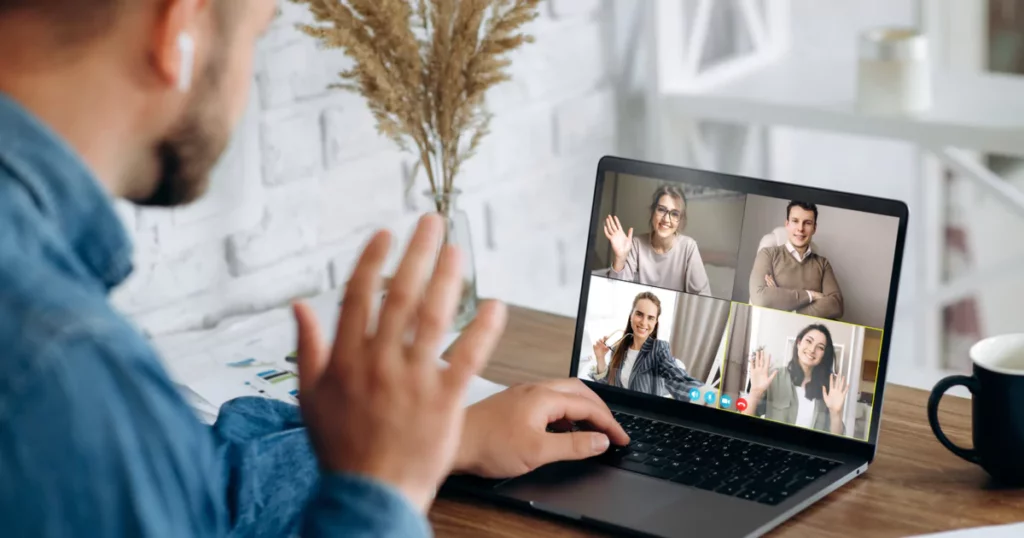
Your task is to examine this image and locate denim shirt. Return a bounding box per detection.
[0,92,431,537]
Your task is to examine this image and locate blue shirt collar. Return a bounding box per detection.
[0,91,133,290]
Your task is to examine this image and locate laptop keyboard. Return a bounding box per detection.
[593,411,843,506]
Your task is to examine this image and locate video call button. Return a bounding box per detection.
[720,395,732,409]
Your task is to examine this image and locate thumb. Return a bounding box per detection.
[627,228,633,241]
[541,431,611,464]
[293,301,328,395]
[767,369,779,384]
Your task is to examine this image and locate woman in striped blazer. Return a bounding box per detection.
[590,291,703,399]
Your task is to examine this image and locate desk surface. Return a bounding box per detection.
[428,305,1024,537]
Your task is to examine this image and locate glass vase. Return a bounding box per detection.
[424,189,478,331]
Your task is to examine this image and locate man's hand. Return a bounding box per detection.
[292,214,507,514]
[764,274,777,288]
[453,379,630,479]
[808,290,824,302]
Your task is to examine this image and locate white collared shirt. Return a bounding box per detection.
[785,241,812,263]
[785,242,816,303]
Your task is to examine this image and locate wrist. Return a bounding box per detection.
[453,411,481,476]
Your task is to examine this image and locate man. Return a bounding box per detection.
[0,1,629,536]
[748,201,844,320]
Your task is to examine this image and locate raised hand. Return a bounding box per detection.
[747,348,778,396]
[603,215,633,264]
[593,335,611,373]
[823,373,850,415]
[292,214,507,514]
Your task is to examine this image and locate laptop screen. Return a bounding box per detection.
[577,169,901,442]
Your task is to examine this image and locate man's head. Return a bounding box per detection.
[785,201,818,249]
[0,0,278,206]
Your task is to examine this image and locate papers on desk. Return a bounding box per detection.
[910,522,1024,537]
[152,291,508,424]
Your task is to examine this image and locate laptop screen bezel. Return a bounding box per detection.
[569,156,909,463]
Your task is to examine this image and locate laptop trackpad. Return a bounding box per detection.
[495,460,690,526]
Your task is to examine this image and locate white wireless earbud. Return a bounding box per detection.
[176,32,196,92]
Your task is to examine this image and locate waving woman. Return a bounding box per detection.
[741,324,850,435]
[604,184,712,296]
[590,291,703,399]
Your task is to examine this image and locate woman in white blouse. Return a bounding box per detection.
[590,291,702,400]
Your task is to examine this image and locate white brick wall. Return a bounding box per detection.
[111,0,618,337]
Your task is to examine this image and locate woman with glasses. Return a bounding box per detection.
[604,184,712,295]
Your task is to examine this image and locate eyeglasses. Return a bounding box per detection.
[655,205,682,222]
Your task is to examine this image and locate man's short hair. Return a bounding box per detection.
[0,0,235,47]
[0,0,125,45]
[786,201,818,223]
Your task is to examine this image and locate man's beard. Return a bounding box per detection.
[136,52,231,207]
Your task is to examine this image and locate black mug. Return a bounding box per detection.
[928,334,1024,485]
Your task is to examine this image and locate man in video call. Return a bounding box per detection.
[748,201,844,320]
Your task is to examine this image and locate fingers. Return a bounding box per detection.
[603,217,615,240]
[293,302,327,396]
[376,214,445,348]
[537,431,611,465]
[443,300,507,393]
[614,216,624,234]
[626,227,633,242]
[543,392,630,446]
[410,244,463,363]
[335,230,391,359]
[768,369,778,385]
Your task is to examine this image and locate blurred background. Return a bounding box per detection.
[110,0,1024,393]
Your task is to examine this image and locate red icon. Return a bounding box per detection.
[735,398,748,412]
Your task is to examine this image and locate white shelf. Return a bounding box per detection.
[660,56,1024,157]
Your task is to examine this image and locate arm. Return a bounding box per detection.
[828,413,845,435]
[748,249,808,311]
[796,259,844,319]
[0,325,429,538]
[654,343,703,400]
[609,237,639,281]
[684,243,713,296]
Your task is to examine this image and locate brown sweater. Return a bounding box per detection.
[748,245,844,320]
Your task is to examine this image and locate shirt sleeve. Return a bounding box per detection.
[655,343,703,400]
[796,259,845,320]
[0,324,232,538]
[304,473,433,538]
[748,249,808,311]
[684,243,713,296]
[0,323,431,538]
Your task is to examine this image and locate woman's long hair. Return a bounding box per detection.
[787,324,836,401]
[608,291,661,385]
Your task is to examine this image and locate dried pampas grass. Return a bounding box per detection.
[289,0,542,214]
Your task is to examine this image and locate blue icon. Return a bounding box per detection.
[720,395,732,409]
[704,390,717,405]
[688,388,701,402]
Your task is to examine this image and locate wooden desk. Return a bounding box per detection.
[428,305,1024,537]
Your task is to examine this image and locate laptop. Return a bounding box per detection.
[441,156,908,538]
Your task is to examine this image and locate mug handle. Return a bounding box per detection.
[927,375,980,464]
